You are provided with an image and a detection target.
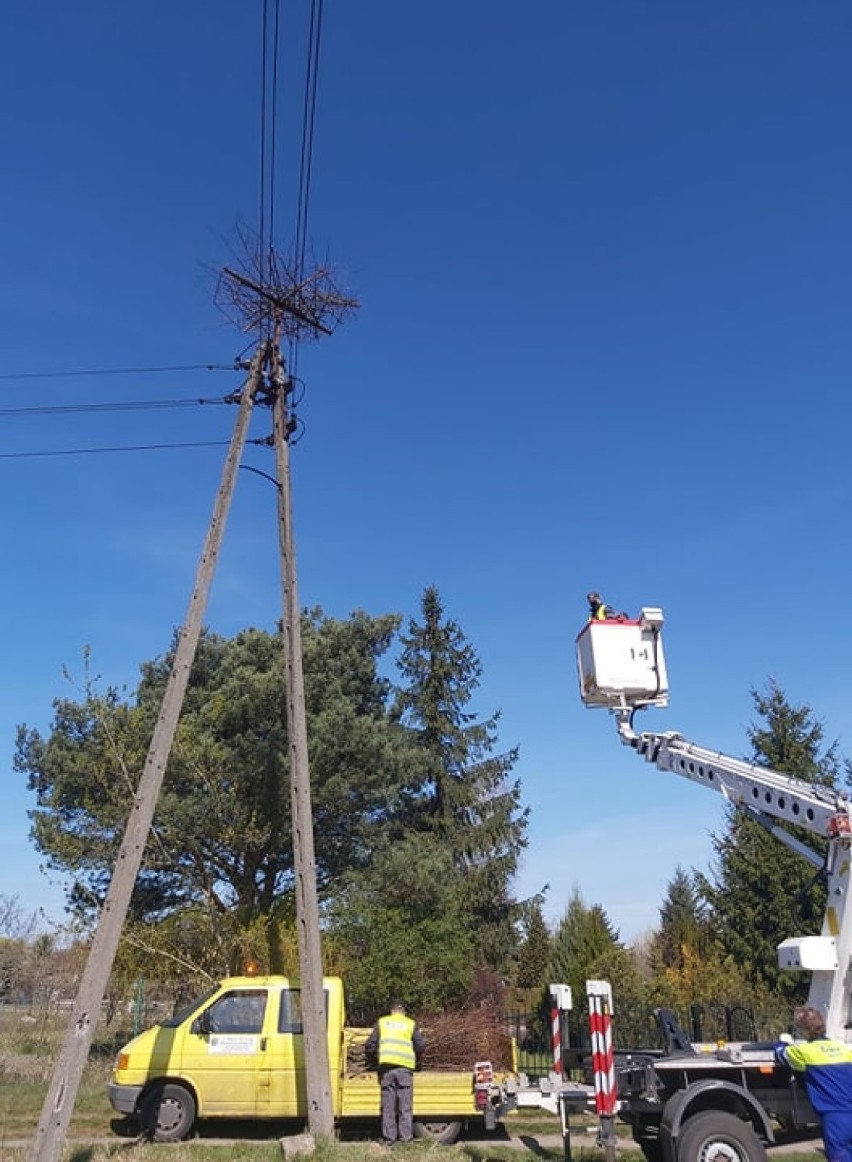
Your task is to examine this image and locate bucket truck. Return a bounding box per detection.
[576,608,852,1162]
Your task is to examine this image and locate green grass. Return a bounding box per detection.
[0,1008,825,1162]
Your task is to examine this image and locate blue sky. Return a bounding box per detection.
[2,1,851,944]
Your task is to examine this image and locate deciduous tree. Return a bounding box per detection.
[16,613,413,944]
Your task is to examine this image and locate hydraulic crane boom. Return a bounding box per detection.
[616,720,849,869]
[576,606,852,1041]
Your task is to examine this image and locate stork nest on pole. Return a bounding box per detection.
[216,229,358,340]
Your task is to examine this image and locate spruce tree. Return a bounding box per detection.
[654,866,708,971]
[550,888,621,995]
[550,887,649,1049]
[698,681,840,1001]
[515,898,553,992]
[394,586,528,972]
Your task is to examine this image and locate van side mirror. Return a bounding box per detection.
[192,1010,212,1036]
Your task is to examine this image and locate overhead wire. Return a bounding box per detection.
[0,397,230,418]
[258,0,269,287]
[0,363,235,382]
[290,0,324,382]
[268,0,282,265]
[258,0,283,333]
[0,438,270,461]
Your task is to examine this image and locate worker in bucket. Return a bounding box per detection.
[587,592,628,621]
[366,1000,425,1146]
[776,1006,852,1162]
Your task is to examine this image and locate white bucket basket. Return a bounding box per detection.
[576,607,669,710]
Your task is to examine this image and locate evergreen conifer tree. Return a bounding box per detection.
[698,681,841,1000]
[654,866,708,971]
[394,586,528,971]
[515,898,553,992]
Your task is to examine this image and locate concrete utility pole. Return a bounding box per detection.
[29,347,267,1162]
[270,338,334,1135]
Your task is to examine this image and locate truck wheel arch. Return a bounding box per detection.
[660,1080,773,1162]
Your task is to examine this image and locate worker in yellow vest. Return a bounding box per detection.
[365,1000,425,1145]
[587,592,629,621]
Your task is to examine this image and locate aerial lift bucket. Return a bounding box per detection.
[576,607,669,711]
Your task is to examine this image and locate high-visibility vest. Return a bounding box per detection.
[778,1038,852,1113]
[377,1014,416,1069]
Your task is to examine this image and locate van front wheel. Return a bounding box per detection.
[140,1082,196,1143]
[413,1119,462,1144]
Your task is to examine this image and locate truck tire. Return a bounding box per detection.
[676,1111,766,1162]
[412,1119,463,1144]
[140,1082,197,1143]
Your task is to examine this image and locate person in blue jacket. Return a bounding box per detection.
[776,1006,852,1162]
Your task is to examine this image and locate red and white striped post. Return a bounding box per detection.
[548,984,572,1076]
[548,984,574,1162]
[587,979,617,1162]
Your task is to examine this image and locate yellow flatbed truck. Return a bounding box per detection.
[107,974,519,1144]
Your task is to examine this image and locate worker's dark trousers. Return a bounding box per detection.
[378,1066,414,1143]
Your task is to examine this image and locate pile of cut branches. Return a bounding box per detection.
[420,1007,514,1072]
[345,1009,514,1074]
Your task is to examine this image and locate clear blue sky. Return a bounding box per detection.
[2,1,851,944]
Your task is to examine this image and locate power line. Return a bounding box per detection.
[291,0,325,379]
[258,0,269,275]
[295,0,324,284]
[268,0,282,259]
[0,438,270,460]
[258,0,283,311]
[0,363,235,382]
[0,397,230,418]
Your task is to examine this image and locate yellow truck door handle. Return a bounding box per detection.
[260,1037,268,1051]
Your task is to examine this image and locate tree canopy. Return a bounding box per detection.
[15,593,528,1001]
[16,611,414,933]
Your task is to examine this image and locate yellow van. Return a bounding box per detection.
[108,975,512,1143]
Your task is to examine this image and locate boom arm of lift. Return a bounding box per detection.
[576,608,852,1039]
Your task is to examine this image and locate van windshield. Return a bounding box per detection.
[159,985,221,1029]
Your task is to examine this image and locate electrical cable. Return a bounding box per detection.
[259,0,269,285]
[268,0,282,263]
[290,0,324,381]
[0,363,234,382]
[258,0,283,331]
[0,397,229,418]
[0,439,239,457]
[295,0,324,284]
